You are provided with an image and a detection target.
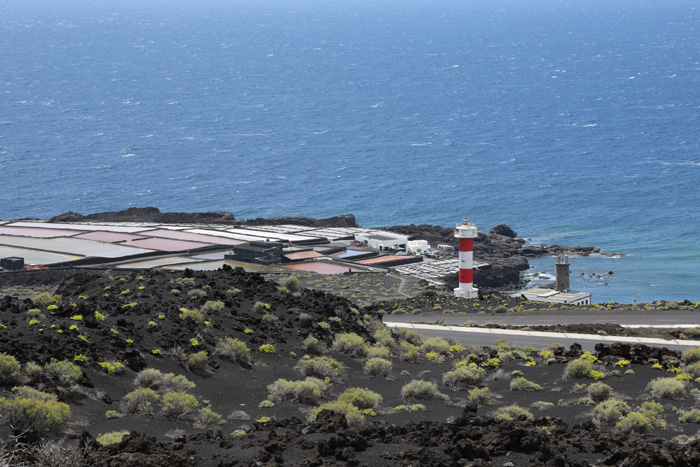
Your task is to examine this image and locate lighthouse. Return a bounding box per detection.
[454,217,479,299]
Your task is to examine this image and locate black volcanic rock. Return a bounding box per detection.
[489,224,517,238]
[50,207,236,225]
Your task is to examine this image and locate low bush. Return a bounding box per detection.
[373,325,396,347]
[468,387,494,405]
[301,336,321,352]
[267,377,329,403]
[215,337,250,364]
[364,358,393,378]
[98,361,125,376]
[338,387,383,410]
[531,401,554,411]
[646,377,686,399]
[587,382,613,401]
[202,300,225,313]
[397,327,423,346]
[11,386,57,402]
[195,407,226,427]
[641,401,664,421]
[161,391,199,420]
[367,344,392,359]
[44,359,82,386]
[399,341,420,361]
[443,365,486,389]
[494,404,532,421]
[678,408,700,424]
[684,361,700,378]
[178,308,204,323]
[0,353,21,380]
[96,430,130,446]
[333,333,368,357]
[308,400,364,424]
[296,356,344,381]
[228,410,250,420]
[258,344,275,354]
[0,397,71,433]
[401,379,444,400]
[419,337,451,356]
[682,347,700,364]
[564,358,592,379]
[183,351,209,372]
[616,412,652,433]
[121,388,161,415]
[133,369,196,393]
[510,377,543,391]
[593,399,630,425]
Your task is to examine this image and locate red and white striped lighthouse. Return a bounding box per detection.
[454,218,479,299]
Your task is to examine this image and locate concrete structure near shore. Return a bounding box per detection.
[512,256,591,305]
[454,218,479,299]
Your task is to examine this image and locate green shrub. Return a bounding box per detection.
[684,361,700,378]
[178,308,204,323]
[682,347,700,364]
[588,370,605,380]
[302,336,321,352]
[468,387,494,405]
[183,351,209,372]
[11,386,57,402]
[105,410,119,419]
[587,382,613,401]
[564,358,592,379]
[258,344,275,354]
[665,301,680,310]
[338,388,383,410]
[33,292,52,306]
[279,275,300,292]
[364,358,393,378]
[134,369,195,393]
[44,359,82,386]
[678,408,700,423]
[495,404,532,421]
[397,327,423,346]
[195,407,226,427]
[367,344,392,359]
[493,304,508,313]
[24,361,42,377]
[616,412,652,432]
[443,365,486,389]
[420,337,451,356]
[215,337,250,364]
[646,377,686,399]
[317,322,331,331]
[308,400,364,424]
[510,377,543,391]
[96,430,130,446]
[0,397,71,433]
[202,300,225,313]
[333,333,368,357]
[296,356,344,381]
[98,361,125,376]
[122,388,160,415]
[267,377,329,403]
[399,341,420,361]
[373,325,396,347]
[253,302,270,312]
[162,391,199,419]
[640,401,664,421]
[401,379,444,400]
[0,353,20,379]
[228,410,250,420]
[531,401,554,411]
[593,399,630,425]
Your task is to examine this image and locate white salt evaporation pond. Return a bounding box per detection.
[0,245,82,265]
[0,236,151,258]
[7,222,152,233]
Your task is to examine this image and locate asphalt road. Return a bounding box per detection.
[383,310,700,351]
[383,310,700,327]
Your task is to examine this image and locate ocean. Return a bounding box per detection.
[1,0,698,303]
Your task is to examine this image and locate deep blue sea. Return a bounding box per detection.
[1,0,699,303]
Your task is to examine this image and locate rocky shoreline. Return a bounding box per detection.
[39,207,605,292]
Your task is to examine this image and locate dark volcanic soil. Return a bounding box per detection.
[2,269,700,466]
